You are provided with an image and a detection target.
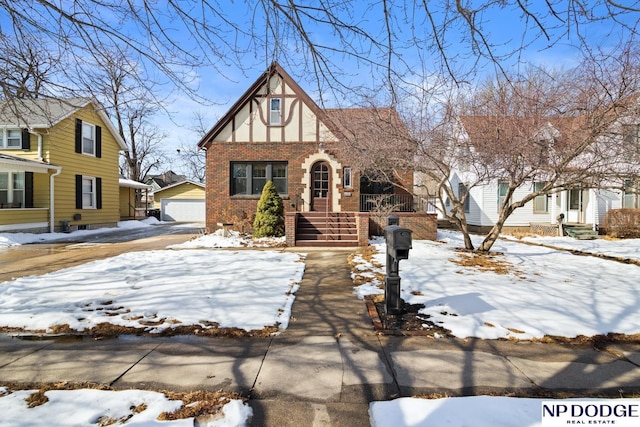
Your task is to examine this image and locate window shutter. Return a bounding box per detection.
[21,129,30,150]
[25,172,34,208]
[96,126,102,158]
[76,175,82,209]
[96,177,102,209]
[75,119,82,153]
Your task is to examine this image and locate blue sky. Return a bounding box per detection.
[161,2,640,152]
[1,1,639,174]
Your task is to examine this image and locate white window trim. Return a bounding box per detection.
[1,128,22,149]
[533,182,550,214]
[82,176,97,209]
[82,122,96,156]
[0,171,25,207]
[343,167,353,189]
[269,98,282,125]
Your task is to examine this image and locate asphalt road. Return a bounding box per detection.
[0,223,203,282]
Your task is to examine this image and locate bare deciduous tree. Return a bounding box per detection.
[0,1,638,102]
[74,48,167,182]
[337,45,640,252]
[423,47,640,252]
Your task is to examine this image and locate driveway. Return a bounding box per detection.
[0,223,203,282]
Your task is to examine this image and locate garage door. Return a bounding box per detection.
[160,199,205,222]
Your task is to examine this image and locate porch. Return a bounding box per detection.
[286,211,437,247]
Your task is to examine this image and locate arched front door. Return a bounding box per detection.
[311,161,331,212]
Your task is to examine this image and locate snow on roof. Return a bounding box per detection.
[119,178,152,189]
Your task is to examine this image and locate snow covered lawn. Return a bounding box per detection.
[353,231,640,340]
[0,249,304,334]
[0,387,251,427]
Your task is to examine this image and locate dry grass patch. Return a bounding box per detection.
[4,321,280,339]
[451,249,527,278]
[348,246,385,286]
[158,390,244,421]
[535,332,640,349]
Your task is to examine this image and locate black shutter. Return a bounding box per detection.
[96,177,102,209]
[21,129,30,150]
[75,175,82,209]
[75,119,82,153]
[25,172,34,208]
[95,126,102,158]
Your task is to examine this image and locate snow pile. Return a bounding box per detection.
[170,229,286,249]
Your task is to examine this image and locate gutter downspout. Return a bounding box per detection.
[49,166,62,233]
[38,134,43,160]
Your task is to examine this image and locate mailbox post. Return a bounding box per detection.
[384,218,412,315]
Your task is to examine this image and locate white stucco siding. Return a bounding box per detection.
[233,103,253,141]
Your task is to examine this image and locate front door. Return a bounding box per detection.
[311,162,330,212]
[567,189,587,223]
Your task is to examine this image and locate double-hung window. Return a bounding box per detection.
[75,119,101,157]
[533,181,549,213]
[76,174,101,209]
[6,129,21,148]
[82,122,96,155]
[269,98,282,125]
[1,128,22,149]
[82,176,96,208]
[0,172,25,207]
[231,162,288,196]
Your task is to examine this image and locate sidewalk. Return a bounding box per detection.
[1,250,640,426]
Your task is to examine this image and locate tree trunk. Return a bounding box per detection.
[478,223,502,252]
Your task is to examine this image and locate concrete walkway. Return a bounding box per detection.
[1,249,640,426]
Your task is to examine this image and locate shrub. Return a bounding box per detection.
[601,208,640,238]
[252,180,284,238]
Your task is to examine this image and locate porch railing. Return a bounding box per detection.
[359,194,414,212]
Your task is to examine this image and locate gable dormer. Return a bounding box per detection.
[198,62,337,147]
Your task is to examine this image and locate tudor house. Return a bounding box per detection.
[198,62,436,246]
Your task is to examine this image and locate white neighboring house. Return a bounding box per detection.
[437,115,640,235]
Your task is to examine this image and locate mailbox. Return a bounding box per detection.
[383,222,412,315]
[385,225,412,260]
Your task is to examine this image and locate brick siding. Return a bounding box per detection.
[369,212,437,241]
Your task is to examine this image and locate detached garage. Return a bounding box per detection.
[152,180,206,222]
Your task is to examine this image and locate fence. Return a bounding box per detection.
[359,194,414,212]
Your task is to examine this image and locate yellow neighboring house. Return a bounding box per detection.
[0,98,127,233]
[152,180,205,222]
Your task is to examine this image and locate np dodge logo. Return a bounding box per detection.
[542,401,640,426]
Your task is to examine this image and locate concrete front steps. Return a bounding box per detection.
[295,212,358,247]
[564,224,599,240]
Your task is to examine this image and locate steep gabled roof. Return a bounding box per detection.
[324,107,410,141]
[198,62,333,149]
[0,97,127,150]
